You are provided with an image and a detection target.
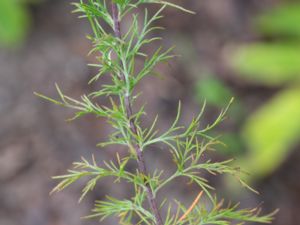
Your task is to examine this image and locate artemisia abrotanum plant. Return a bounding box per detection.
[36,0,277,224]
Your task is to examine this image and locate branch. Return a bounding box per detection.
[111,2,163,225]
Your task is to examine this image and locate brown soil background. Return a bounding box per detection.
[0,0,299,224]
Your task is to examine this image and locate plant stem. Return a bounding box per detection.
[111,2,163,225]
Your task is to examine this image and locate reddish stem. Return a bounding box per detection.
[111,2,163,225]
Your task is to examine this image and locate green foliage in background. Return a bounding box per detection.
[0,0,31,47]
[36,0,276,224]
[231,43,300,86]
[195,77,233,107]
[230,2,300,180]
[195,76,246,156]
[256,3,300,38]
[231,3,300,84]
[241,88,300,178]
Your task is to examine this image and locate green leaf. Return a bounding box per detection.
[239,88,300,179]
[256,3,300,38]
[152,1,195,14]
[230,43,300,86]
[113,0,126,5]
[195,76,234,107]
[0,0,30,46]
[217,132,245,156]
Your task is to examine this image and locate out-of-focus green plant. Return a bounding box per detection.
[231,43,300,86]
[256,3,300,38]
[241,88,300,178]
[36,0,275,224]
[231,3,300,83]
[195,76,233,107]
[230,2,300,180]
[195,76,246,156]
[0,0,32,47]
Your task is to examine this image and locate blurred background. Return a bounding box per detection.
[1,0,300,224]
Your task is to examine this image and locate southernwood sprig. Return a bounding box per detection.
[36,0,277,224]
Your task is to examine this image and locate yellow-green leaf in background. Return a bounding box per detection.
[256,3,300,38]
[0,0,30,47]
[237,88,300,180]
[195,77,233,107]
[230,43,300,86]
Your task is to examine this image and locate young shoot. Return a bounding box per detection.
[36,0,277,224]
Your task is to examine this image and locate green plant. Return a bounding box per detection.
[36,0,276,224]
[230,2,300,180]
[0,0,33,47]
